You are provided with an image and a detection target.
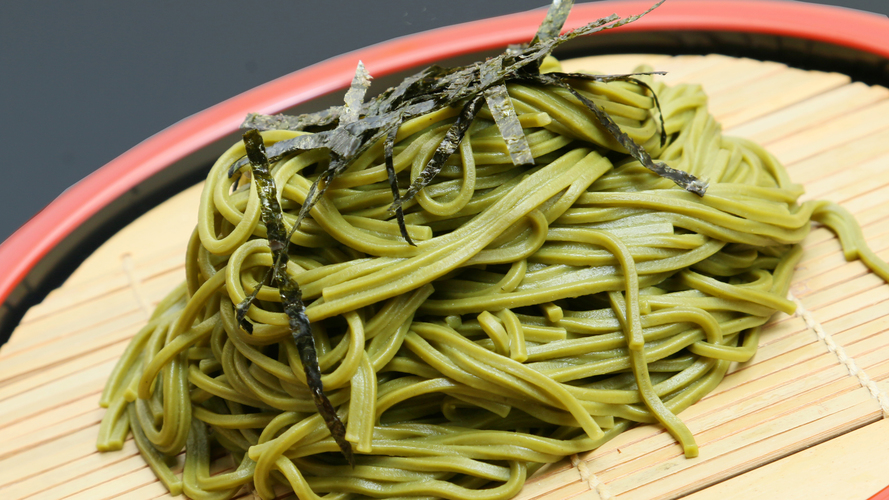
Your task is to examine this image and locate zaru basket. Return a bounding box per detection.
[2,1,889,499]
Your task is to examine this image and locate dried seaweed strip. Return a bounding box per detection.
[239,105,421,169]
[511,15,618,78]
[317,63,375,180]
[408,66,464,102]
[242,107,342,131]
[233,131,287,333]
[343,61,372,122]
[625,77,667,147]
[323,63,374,160]
[555,71,668,147]
[230,115,388,178]
[325,131,364,158]
[228,132,330,177]
[231,62,371,177]
[295,125,390,228]
[449,10,624,87]
[374,67,438,111]
[533,73,707,195]
[479,57,504,89]
[384,123,414,245]
[341,113,399,136]
[295,313,354,467]
[243,65,428,136]
[239,130,354,466]
[555,71,666,80]
[394,94,485,209]
[343,101,435,136]
[531,0,575,45]
[289,177,323,243]
[442,66,482,103]
[366,66,441,116]
[570,0,663,38]
[484,83,534,166]
[234,132,294,329]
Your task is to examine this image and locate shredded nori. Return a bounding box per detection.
[384,122,414,246]
[531,73,706,194]
[396,94,485,209]
[239,130,354,466]
[531,0,574,46]
[242,107,341,131]
[484,83,535,167]
[228,0,705,465]
[554,71,668,147]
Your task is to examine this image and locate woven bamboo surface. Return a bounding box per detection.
[2,54,889,500]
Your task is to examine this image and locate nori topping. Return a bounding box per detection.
[484,83,534,167]
[232,2,688,195]
[225,0,706,462]
[554,71,668,147]
[384,122,415,246]
[227,0,703,298]
[238,130,354,466]
[395,94,485,210]
[479,57,505,89]
[235,1,682,182]
[242,107,341,131]
[625,76,667,148]
[530,72,707,196]
[532,0,574,45]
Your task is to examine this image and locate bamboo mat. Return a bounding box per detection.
[2,53,889,500]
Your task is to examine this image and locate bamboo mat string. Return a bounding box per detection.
[121,253,152,320]
[789,292,889,418]
[570,453,614,500]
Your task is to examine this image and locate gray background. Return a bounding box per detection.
[0,0,884,245]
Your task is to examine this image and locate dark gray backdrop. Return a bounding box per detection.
[0,0,884,245]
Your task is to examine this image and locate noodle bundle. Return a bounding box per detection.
[96,8,889,500]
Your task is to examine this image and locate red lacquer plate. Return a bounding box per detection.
[1,1,888,496]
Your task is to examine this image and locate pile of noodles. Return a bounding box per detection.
[97,61,889,500]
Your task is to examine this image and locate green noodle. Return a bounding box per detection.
[97,60,889,500]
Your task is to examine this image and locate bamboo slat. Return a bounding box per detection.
[2,54,889,500]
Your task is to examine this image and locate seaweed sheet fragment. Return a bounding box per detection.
[230,0,705,462]
[240,130,354,466]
